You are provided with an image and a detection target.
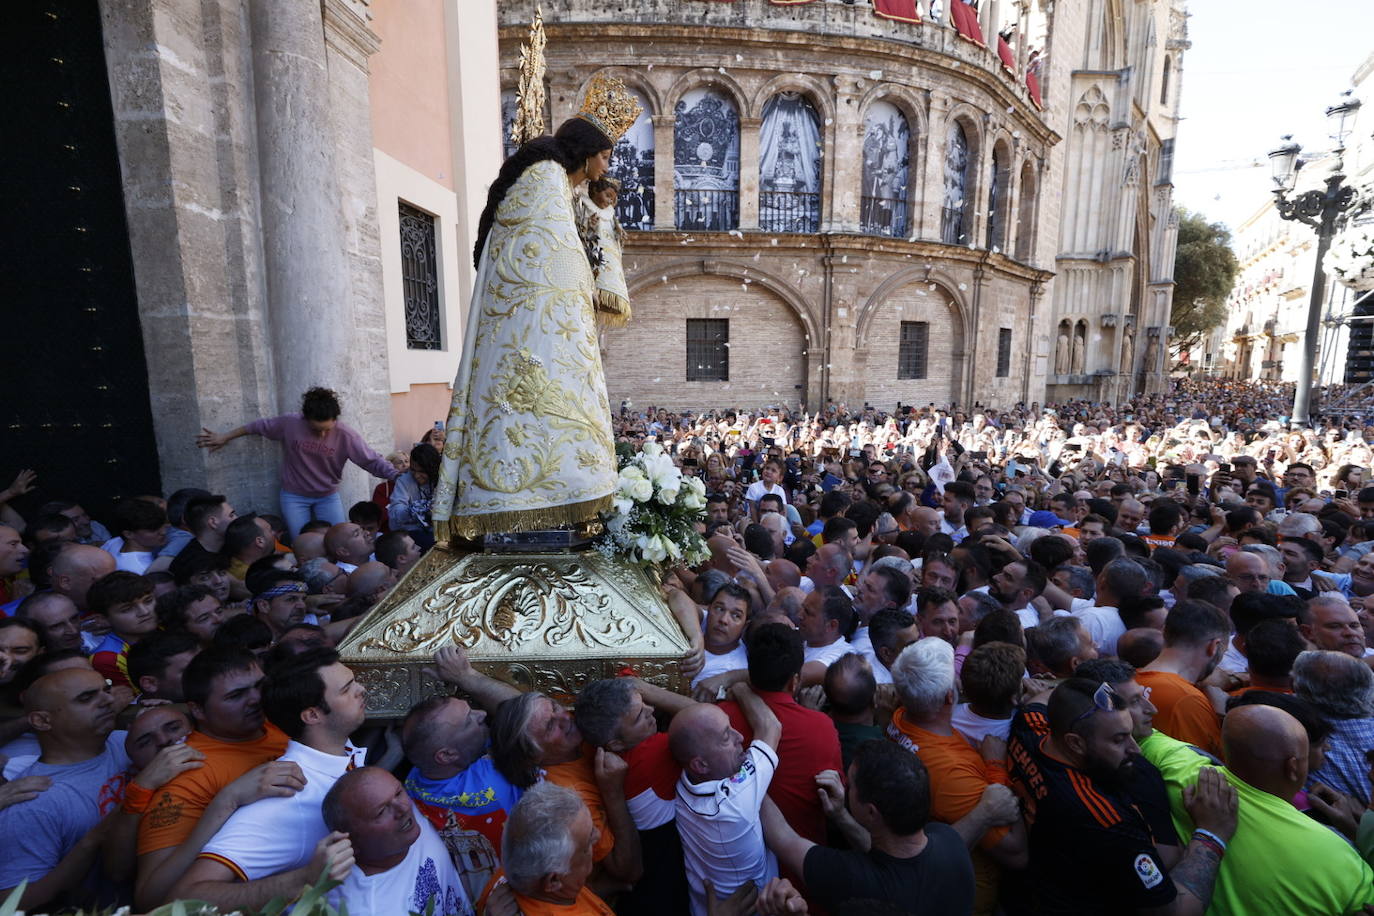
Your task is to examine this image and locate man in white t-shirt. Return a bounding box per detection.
[172,648,368,909]
[799,586,854,685]
[323,767,473,916]
[988,558,1049,631]
[691,583,752,690]
[744,460,789,517]
[1071,557,1147,657]
[671,683,782,916]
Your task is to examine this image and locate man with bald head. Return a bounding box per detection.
[1143,704,1374,912]
[50,543,117,616]
[909,506,943,539]
[1225,551,1275,596]
[290,530,327,564]
[0,668,130,910]
[763,557,801,594]
[324,522,372,573]
[1115,498,1146,535]
[347,561,396,605]
[671,682,781,916]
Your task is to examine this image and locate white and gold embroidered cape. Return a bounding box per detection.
[433,159,618,540]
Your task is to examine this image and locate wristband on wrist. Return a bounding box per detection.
[122,781,156,815]
[1192,828,1227,854]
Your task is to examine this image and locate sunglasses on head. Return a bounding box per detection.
[1070,681,1128,730]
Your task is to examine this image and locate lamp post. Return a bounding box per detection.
[1267,92,1364,425]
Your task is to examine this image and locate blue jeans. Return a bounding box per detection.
[279,490,345,538]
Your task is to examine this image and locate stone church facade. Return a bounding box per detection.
[498,0,1186,413]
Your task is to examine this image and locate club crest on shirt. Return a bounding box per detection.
[727,759,757,785]
[1134,853,1163,889]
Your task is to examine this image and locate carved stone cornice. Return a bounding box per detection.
[322,0,381,70]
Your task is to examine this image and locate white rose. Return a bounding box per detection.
[611,497,634,519]
[627,477,653,502]
[641,441,663,458]
[681,488,706,510]
[657,483,680,505]
[620,465,646,482]
[684,476,707,497]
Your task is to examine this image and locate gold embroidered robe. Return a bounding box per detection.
[433,160,617,540]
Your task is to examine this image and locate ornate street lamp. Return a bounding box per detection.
[1268,91,1365,424]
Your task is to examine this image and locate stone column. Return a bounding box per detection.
[249,0,355,412]
[831,79,864,233]
[920,94,949,239]
[739,116,762,231]
[653,114,675,230]
[99,0,279,509]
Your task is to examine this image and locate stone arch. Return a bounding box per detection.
[751,73,836,127]
[613,260,815,408]
[578,67,662,118]
[855,266,970,351]
[627,258,821,345]
[853,268,970,408]
[857,84,928,142]
[665,68,749,122]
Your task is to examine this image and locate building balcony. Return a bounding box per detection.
[759,189,821,234]
[497,0,1046,118]
[675,189,740,232]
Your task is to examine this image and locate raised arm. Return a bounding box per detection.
[728,682,781,751]
[430,644,520,713]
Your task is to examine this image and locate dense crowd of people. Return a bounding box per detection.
[5,377,1374,914]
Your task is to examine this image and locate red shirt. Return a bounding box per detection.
[622,732,679,830]
[719,690,843,845]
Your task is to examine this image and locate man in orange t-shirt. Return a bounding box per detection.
[1136,599,1230,760]
[477,783,615,916]
[887,637,1027,912]
[134,648,297,909]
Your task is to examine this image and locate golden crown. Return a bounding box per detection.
[576,74,644,143]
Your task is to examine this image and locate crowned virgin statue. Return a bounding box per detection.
[431,34,641,543]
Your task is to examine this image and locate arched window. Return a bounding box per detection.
[1014,159,1037,261]
[608,88,654,231]
[1160,57,1172,106]
[940,122,972,246]
[759,92,823,233]
[860,101,911,238]
[986,146,1010,251]
[673,88,740,231]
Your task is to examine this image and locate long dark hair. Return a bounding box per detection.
[473,117,612,269]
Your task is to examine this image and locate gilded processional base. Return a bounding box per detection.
[337,539,692,717]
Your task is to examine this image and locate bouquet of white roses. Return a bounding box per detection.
[597,441,710,568]
[1325,222,1374,291]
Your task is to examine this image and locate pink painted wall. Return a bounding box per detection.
[369,0,455,190]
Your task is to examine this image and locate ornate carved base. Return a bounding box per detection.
[337,545,690,717]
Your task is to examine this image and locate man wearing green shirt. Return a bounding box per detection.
[1143,705,1374,915]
